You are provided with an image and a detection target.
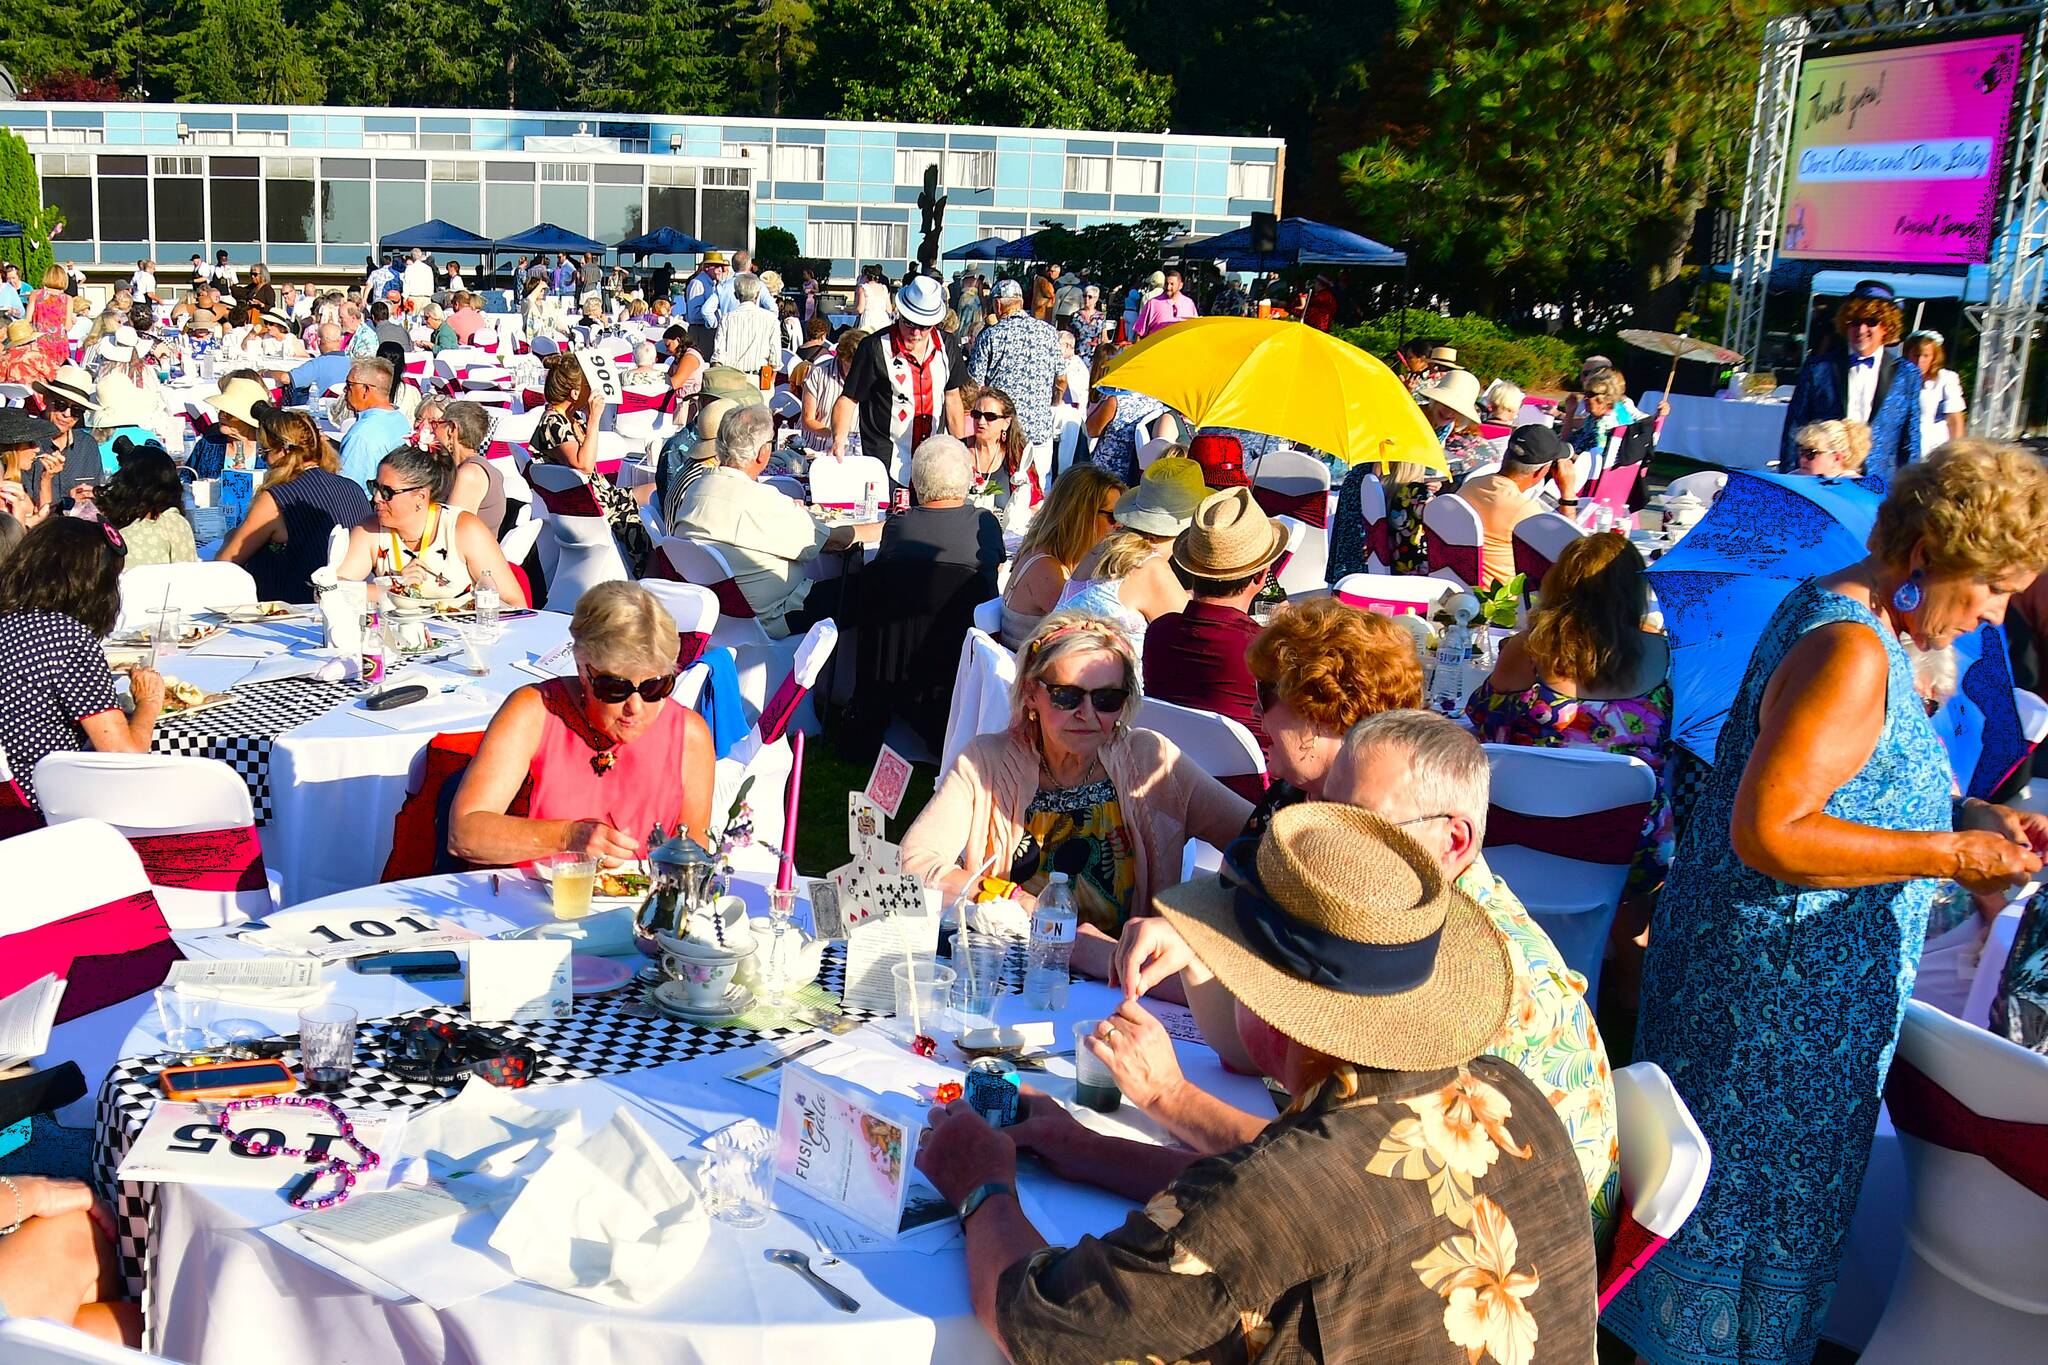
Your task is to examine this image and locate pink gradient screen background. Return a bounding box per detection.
[1779,33,2027,264]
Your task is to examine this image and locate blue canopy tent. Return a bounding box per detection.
[377,219,494,254]
[991,231,1052,261]
[493,223,610,255]
[942,236,1011,261]
[1184,216,1406,272]
[614,226,714,257]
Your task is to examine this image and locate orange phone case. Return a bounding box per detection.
[158,1061,299,1102]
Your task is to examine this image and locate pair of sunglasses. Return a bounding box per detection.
[588,670,677,704]
[969,408,1009,422]
[368,481,425,502]
[1042,682,1130,714]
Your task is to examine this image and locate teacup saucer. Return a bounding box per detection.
[651,979,755,1021]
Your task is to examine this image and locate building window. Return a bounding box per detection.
[267,161,315,244]
[720,142,758,163]
[540,162,590,183]
[894,148,941,187]
[485,161,536,183]
[430,160,479,183]
[319,160,372,246]
[856,222,907,261]
[1228,161,1275,202]
[99,172,148,242]
[210,158,259,243]
[1112,157,1161,196]
[190,131,233,147]
[234,131,288,147]
[40,163,93,243]
[651,164,697,188]
[702,186,749,247]
[418,133,471,150]
[155,175,204,245]
[809,221,854,258]
[945,150,993,189]
[774,145,825,182]
[983,226,1024,242]
[1064,156,1110,194]
[647,182,696,235]
[362,132,416,150]
[704,166,749,188]
[45,128,102,146]
[154,156,202,176]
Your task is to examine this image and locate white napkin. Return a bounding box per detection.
[235,650,363,687]
[401,1075,586,1201]
[488,1108,709,1305]
[313,570,368,653]
[189,632,290,659]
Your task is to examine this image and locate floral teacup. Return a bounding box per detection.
[663,948,742,1006]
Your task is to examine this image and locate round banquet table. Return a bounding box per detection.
[83,869,1270,1365]
[140,610,577,906]
[1640,389,1788,469]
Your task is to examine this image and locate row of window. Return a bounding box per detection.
[734,144,1274,200]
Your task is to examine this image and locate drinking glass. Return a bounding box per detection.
[452,621,492,676]
[949,930,1006,1028]
[1071,1020,1123,1113]
[152,608,182,667]
[890,959,955,1042]
[701,1119,776,1227]
[548,853,598,920]
[298,1004,359,1094]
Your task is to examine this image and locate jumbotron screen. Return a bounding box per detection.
[1779,32,2028,264]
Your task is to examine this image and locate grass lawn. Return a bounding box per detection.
[789,719,940,876]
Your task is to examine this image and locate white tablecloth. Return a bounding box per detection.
[153,612,576,906]
[84,871,1269,1365]
[1643,391,1787,469]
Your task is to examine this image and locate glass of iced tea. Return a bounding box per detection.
[547,853,598,920]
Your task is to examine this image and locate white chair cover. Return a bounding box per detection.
[2017,687,2048,744]
[325,523,352,572]
[615,409,676,445]
[637,580,721,642]
[486,407,543,460]
[1135,697,1265,785]
[809,454,890,509]
[971,596,1003,637]
[1511,510,1585,589]
[1962,902,2025,1032]
[1331,572,1454,617]
[940,628,1018,777]
[0,1318,178,1362]
[1859,1002,2048,1363]
[1420,491,1486,588]
[526,464,628,613]
[1480,743,1657,1005]
[116,561,258,629]
[34,752,270,927]
[1351,467,1393,577]
[652,536,798,712]
[1599,1061,1712,1308]
[1270,515,1324,598]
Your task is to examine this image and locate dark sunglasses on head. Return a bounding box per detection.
[368,480,425,501]
[588,670,678,704]
[1042,682,1130,713]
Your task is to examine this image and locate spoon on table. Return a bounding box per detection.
[765,1249,861,1313]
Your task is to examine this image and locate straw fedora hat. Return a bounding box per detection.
[1173,487,1288,580]
[699,364,768,408]
[1414,368,1485,428]
[1154,802,1512,1072]
[2,319,36,350]
[1427,345,1466,371]
[700,251,729,267]
[34,366,98,412]
[1115,454,1209,538]
[204,375,272,428]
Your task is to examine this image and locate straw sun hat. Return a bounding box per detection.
[1113,453,1209,537]
[1414,368,1486,428]
[1172,487,1288,580]
[1154,802,1512,1072]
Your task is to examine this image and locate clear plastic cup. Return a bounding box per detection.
[152,608,182,667]
[890,958,955,1041]
[298,1003,359,1094]
[548,853,598,919]
[1071,1019,1123,1113]
[702,1119,776,1227]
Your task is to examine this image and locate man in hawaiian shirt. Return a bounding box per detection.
[968,278,1062,483]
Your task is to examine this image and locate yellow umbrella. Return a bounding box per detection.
[1096,317,1443,469]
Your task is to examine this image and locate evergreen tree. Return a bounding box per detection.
[0,131,62,283]
[579,0,732,114]
[171,0,326,105]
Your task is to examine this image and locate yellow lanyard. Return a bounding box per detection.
[385,503,440,577]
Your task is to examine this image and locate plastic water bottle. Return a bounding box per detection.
[362,608,387,684]
[473,570,501,638]
[1024,874,1077,1010]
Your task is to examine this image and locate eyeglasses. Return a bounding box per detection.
[969,409,1009,423]
[1255,679,1279,714]
[587,670,678,704]
[1041,682,1130,713]
[46,400,80,418]
[367,481,426,502]
[1393,812,1455,828]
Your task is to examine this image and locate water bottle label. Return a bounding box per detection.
[1033,913,1076,945]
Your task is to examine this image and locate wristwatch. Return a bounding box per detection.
[957,1180,1015,1224]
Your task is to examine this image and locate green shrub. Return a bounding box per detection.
[0,131,56,283]
[1335,314,1586,392]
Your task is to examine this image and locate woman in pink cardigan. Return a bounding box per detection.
[903,610,1251,980]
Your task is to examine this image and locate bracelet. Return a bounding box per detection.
[0,1174,21,1235]
[957,1180,1015,1224]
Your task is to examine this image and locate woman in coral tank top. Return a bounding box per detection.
[450,583,715,865]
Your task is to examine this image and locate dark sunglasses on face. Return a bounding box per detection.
[970,408,1009,422]
[47,400,80,418]
[588,670,678,704]
[1042,682,1130,713]
[368,481,425,501]
[1255,679,1279,714]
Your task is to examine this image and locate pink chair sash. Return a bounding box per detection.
[128,825,267,894]
[704,577,756,620]
[404,357,429,377]
[1597,1203,1667,1310]
[1334,589,1428,617]
[1512,537,1554,587]
[1362,514,1395,570]
[758,674,808,744]
[532,478,606,519]
[676,631,709,671]
[521,388,545,410]
[1251,486,1327,529]
[1485,802,1649,866]
[620,389,667,414]
[1424,532,1483,587]
[643,547,684,581]
[0,778,43,841]
[1887,1055,2048,1202]
[0,889,183,1023]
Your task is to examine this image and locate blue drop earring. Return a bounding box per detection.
[1892,569,1923,614]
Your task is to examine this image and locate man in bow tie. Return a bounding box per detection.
[1778,280,1920,484]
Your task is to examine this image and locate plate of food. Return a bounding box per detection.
[123,677,236,717]
[527,862,653,905]
[108,621,223,649]
[216,601,308,623]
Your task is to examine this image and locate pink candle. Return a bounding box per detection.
[776,729,805,891]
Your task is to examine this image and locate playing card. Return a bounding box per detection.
[876,874,925,918]
[848,793,886,859]
[830,860,882,928]
[864,745,914,819]
[808,879,844,940]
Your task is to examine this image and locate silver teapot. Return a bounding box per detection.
[632,826,726,964]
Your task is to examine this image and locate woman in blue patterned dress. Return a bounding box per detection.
[1605,441,2048,1365]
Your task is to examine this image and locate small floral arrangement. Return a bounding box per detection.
[1476,575,1527,629]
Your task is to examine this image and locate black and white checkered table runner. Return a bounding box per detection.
[92,938,1039,1304]
[149,678,371,823]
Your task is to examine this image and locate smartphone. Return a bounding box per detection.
[352,950,463,980]
[159,1059,297,1102]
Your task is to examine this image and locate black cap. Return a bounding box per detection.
[1505,423,1566,468]
[1850,278,1896,301]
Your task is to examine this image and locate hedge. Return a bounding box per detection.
[1335,314,1587,393]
